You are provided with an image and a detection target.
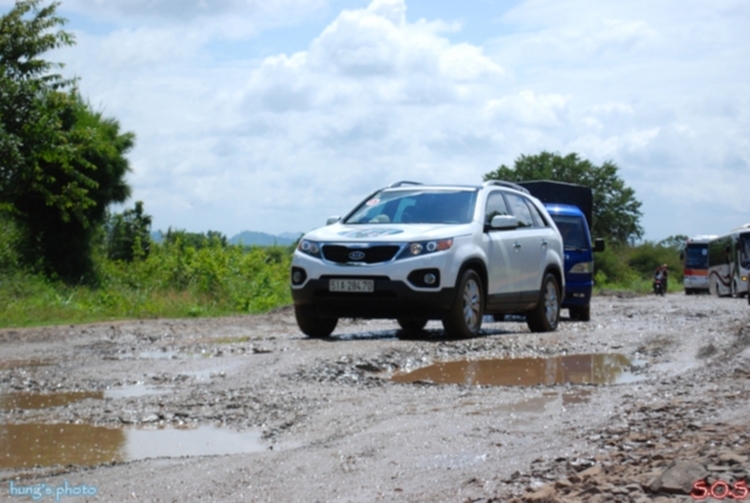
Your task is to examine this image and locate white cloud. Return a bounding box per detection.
[4,0,748,241]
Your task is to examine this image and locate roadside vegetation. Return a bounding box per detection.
[0,217,293,327]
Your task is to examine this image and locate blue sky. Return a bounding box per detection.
[2,0,748,241]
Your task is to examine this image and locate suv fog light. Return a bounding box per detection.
[407,268,440,288]
[291,267,307,285]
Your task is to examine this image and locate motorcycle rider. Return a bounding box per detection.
[653,265,665,295]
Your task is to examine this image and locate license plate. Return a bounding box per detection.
[329,279,374,293]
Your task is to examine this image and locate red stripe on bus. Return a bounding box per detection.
[684,269,708,276]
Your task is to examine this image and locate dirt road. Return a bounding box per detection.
[1,293,749,502]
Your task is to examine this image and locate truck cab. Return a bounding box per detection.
[544,204,604,321]
[518,181,605,321]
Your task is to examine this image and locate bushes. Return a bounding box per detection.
[594,241,684,294]
[0,239,292,328]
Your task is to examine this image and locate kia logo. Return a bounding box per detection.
[348,251,366,261]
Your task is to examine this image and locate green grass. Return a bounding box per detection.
[0,242,293,328]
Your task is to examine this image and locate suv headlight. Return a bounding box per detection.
[401,238,453,258]
[298,239,321,258]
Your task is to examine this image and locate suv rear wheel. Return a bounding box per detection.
[294,305,338,338]
[442,269,484,338]
[527,273,560,332]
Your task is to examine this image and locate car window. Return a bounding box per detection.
[484,191,509,226]
[505,193,534,228]
[527,201,548,228]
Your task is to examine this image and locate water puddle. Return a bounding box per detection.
[138,350,178,360]
[0,386,172,410]
[0,391,103,410]
[104,385,171,399]
[183,362,240,381]
[0,359,53,370]
[392,353,638,386]
[0,424,275,469]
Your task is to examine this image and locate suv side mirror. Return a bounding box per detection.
[490,215,519,230]
[326,216,340,225]
[593,238,605,253]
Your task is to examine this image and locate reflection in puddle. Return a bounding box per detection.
[138,350,177,360]
[104,384,171,399]
[0,386,172,410]
[0,424,272,469]
[0,391,103,410]
[392,353,637,386]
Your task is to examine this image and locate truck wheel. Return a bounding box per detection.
[527,273,560,332]
[442,269,484,339]
[572,305,591,322]
[397,317,428,331]
[294,305,337,338]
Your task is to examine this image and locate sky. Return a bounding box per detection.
[3,0,748,241]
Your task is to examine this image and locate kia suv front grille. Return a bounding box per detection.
[322,245,400,264]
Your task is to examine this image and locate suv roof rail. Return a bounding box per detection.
[388,180,423,188]
[482,180,530,194]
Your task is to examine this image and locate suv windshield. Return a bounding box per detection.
[344,189,478,225]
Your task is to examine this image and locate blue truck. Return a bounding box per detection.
[518,181,605,321]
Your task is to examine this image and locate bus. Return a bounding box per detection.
[680,235,717,294]
[707,224,750,297]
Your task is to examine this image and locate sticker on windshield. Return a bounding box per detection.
[338,228,403,238]
[365,198,380,206]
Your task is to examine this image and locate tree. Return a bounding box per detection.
[484,151,643,243]
[1,0,134,282]
[164,229,228,250]
[106,201,152,262]
[658,234,688,251]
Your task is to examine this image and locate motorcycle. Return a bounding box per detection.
[653,274,665,296]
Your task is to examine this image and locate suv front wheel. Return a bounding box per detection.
[294,305,338,338]
[527,273,560,332]
[442,269,484,339]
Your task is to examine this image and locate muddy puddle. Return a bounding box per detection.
[392,353,639,386]
[0,391,103,410]
[0,386,170,410]
[0,424,276,469]
[0,358,53,370]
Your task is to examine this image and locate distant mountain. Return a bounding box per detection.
[229,231,299,247]
[278,232,303,241]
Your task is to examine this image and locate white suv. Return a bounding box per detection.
[290,181,565,338]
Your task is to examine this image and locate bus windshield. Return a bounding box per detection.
[684,244,709,269]
[739,233,750,269]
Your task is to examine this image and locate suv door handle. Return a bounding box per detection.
[513,241,522,250]
[541,239,548,246]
